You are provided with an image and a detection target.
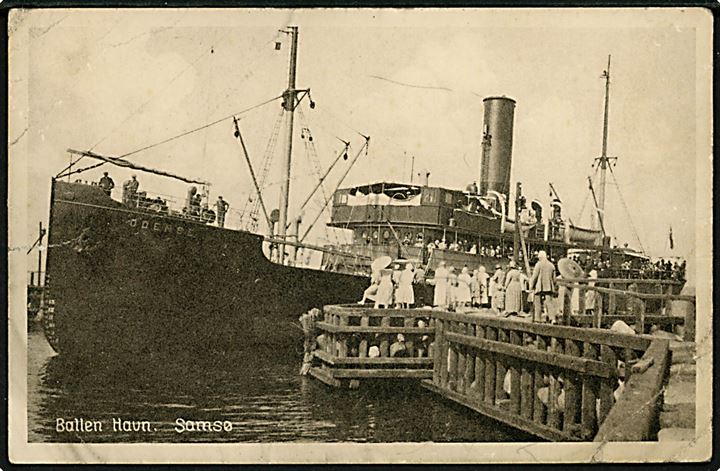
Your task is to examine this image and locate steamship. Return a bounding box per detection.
[41,28,681,362]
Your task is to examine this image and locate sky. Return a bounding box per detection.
[9,8,711,285]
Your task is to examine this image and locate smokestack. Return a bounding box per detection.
[479,96,516,198]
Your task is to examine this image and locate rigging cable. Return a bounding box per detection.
[55,95,282,180]
[608,164,646,254]
[240,108,285,229]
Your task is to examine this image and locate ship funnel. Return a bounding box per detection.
[479,96,516,198]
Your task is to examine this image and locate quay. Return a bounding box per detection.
[302,277,696,442]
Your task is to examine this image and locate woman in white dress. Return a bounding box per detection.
[477,265,489,307]
[503,261,523,315]
[432,261,450,308]
[490,264,506,312]
[447,267,457,309]
[395,263,415,308]
[374,269,394,308]
[456,267,473,308]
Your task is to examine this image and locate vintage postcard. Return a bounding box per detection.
[7,7,712,464]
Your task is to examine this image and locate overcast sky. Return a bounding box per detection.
[10,8,711,284]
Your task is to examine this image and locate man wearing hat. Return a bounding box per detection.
[215,195,229,228]
[99,171,114,196]
[122,175,140,206]
[530,250,557,322]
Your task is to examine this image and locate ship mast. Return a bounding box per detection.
[277,26,299,265]
[592,54,617,235]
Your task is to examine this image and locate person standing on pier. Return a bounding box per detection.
[530,250,557,322]
[432,261,450,309]
[456,266,473,308]
[395,263,415,308]
[503,261,523,316]
[585,267,599,315]
[99,172,114,196]
[476,265,489,307]
[447,267,458,310]
[490,264,506,313]
[215,196,229,228]
[374,269,394,309]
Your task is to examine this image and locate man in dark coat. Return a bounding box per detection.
[99,172,114,196]
[215,196,229,228]
[530,250,557,322]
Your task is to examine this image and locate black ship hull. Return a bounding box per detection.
[43,180,370,362]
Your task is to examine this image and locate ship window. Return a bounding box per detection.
[336,192,348,204]
[445,192,453,204]
[423,189,437,204]
[383,230,390,239]
[362,231,368,239]
[373,231,379,239]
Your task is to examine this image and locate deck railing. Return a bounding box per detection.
[557,277,695,340]
[424,311,664,441]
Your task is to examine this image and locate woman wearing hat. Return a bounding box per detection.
[374,269,394,308]
[490,264,506,312]
[503,261,523,316]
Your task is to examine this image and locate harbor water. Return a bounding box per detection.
[27,327,531,443]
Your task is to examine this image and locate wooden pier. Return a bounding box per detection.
[304,277,696,442]
[304,305,435,389]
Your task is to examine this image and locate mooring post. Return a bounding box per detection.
[472,325,486,400]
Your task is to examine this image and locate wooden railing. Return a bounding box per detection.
[423,311,665,441]
[305,304,435,388]
[557,278,695,340]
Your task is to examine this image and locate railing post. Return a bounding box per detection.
[447,322,458,391]
[463,322,475,396]
[472,325,486,401]
[598,345,617,425]
[533,335,547,424]
[520,332,535,420]
[547,337,563,430]
[635,299,646,335]
[456,322,466,393]
[484,326,497,405]
[380,316,390,357]
[608,282,616,316]
[509,330,522,414]
[581,341,599,439]
[359,315,369,357]
[495,328,508,400]
[337,315,348,357]
[433,318,445,386]
[563,339,581,434]
[593,286,603,329]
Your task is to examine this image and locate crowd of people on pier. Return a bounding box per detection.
[358,250,575,322]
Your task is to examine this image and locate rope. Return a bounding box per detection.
[609,165,646,253]
[576,166,598,223]
[118,95,283,160]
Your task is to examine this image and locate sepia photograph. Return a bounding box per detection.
[7,7,712,464]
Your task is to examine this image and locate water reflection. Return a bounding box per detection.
[28,330,533,443]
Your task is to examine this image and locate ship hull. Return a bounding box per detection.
[43,181,369,362]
